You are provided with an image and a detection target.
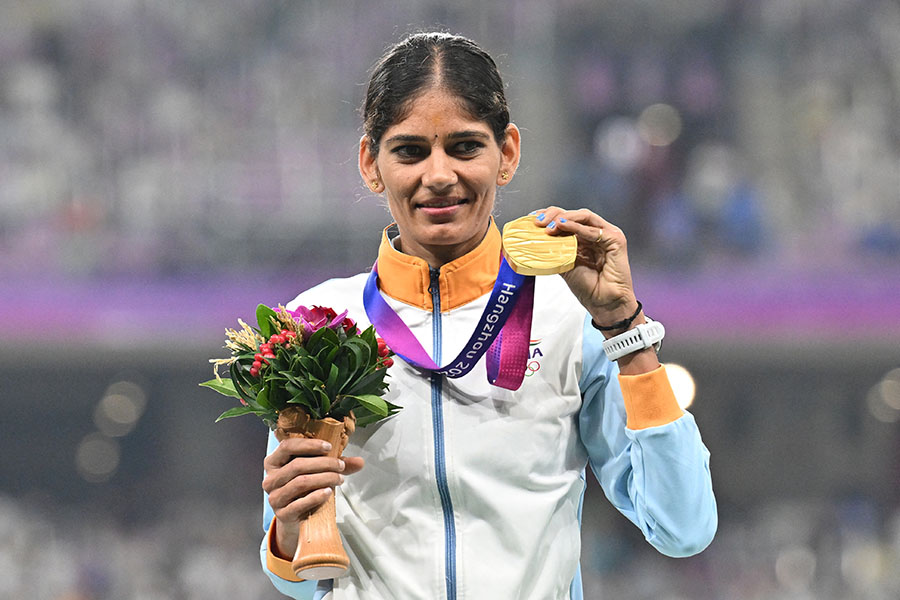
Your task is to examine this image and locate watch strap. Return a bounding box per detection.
[602,319,665,361]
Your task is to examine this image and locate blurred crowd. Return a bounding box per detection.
[2,492,900,600]
[0,495,274,600]
[1,0,898,279]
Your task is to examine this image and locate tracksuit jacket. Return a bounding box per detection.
[260,222,717,600]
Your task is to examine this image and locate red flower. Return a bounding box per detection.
[341,317,358,334]
[318,306,338,321]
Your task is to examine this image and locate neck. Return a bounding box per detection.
[376,220,502,312]
[396,221,492,269]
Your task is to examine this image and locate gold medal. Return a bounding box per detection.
[501,215,577,275]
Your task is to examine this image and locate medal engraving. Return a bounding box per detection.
[502,215,577,275]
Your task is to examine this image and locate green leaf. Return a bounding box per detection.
[324,345,341,367]
[215,405,255,421]
[305,327,329,353]
[353,394,389,416]
[230,362,258,407]
[325,363,340,399]
[297,355,324,381]
[199,378,241,398]
[355,411,386,427]
[344,368,388,396]
[345,340,364,374]
[256,304,277,339]
[256,386,270,410]
[360,325,377,346]
[294,379,322,418]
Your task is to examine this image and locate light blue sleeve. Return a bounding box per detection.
[578,315,717,557]
[260,430,332,599]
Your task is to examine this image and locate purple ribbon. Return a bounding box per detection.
[363,257,534,390]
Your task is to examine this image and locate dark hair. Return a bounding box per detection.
[362,32,510,155]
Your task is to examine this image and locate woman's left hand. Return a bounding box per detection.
[530,207,640,330]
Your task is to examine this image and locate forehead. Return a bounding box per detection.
[386,88,490,135]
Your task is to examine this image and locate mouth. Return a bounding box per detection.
[415,197,468,209]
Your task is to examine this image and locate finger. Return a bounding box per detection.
[532,207,611,238]
[273,487,334,523]
[267,470,345,512]
[263,455,346,493]
[264,438,332,470]
[551,218,605,245]
[548,210,626,246]
[530,206,565,229]
[341,455,365,475]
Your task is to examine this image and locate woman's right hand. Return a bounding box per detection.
[262,437,365,558]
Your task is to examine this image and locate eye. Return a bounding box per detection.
[452,140,485,155]
[392,145,425,160]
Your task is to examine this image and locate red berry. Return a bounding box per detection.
[259,344,272,353]
[270,334,286,345]
[252,360,262,369]
[284,330,297,339]
[263,352,276,359]
[249,367,259,377]
[383,358,394,368]
[377,338,386,348]
[378,347,390,357]
[254,353,264,361]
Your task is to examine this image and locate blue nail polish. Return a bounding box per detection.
[537,213,545,221]
[559,217,567,223]
[547,221,556,229]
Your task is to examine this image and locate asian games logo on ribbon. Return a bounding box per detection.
[525,339,543,377]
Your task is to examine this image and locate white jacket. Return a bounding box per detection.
[261,223,716,600]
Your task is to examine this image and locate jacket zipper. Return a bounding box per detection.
[429,267,457,600]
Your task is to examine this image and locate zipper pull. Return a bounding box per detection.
[428,267,440,295]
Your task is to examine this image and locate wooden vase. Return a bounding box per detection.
[275,406,355,580]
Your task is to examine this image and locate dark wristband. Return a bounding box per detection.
[591,300,643,332]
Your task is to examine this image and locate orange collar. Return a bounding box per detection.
[376,221,501,312]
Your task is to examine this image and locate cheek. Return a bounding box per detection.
[382,167,416,197]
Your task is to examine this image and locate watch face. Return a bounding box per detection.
[501,215,577,275]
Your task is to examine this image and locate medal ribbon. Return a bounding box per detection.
[363,257,534,390]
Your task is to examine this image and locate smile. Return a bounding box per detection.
[415,198,468,209]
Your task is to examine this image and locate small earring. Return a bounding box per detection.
[500,171,510,181]
[370,180,380,191]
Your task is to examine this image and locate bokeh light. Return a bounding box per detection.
[664,363,696,409]
[594,117,645,173]
[775,545,816,592]
[637,103,683,146]
[866,368,900,423]
[75,434,120,483]
[93,380,147,437]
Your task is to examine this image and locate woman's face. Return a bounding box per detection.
[360,88,520,267]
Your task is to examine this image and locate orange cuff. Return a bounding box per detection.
[266,517,304,582]
[618,365,683,430]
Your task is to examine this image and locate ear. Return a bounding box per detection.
[496,123,521,187]
[359,135,383,193]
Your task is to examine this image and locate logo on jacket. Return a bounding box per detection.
[525,338,543,376]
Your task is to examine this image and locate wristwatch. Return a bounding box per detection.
[601,317,665,361]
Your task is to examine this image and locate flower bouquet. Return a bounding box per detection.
[201,303,399,579]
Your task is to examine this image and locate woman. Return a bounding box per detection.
[261,32,716,600]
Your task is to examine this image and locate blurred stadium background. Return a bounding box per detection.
[2,0,900,598]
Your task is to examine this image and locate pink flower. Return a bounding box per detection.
[289,305,353,335]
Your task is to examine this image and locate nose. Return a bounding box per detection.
[421,149,457,191]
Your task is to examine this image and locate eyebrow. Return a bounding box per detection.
[384,130,491,145]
